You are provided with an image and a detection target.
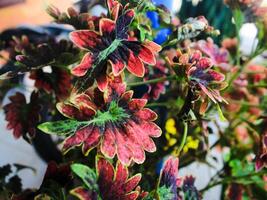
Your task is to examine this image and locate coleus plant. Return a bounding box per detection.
[1,0,267,199]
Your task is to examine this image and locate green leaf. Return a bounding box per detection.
[223,151,231,162]
[38,120,88,136]
[216,104,227,122]
[71,164,98,191]
[229,159,265,186]
[137,23,152,41]
[143,193,155,200]
[189,109,197,121]
[91,101,130,126]
[233,9,244,32]
[157,185,175,200]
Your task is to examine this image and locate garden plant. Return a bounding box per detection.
[0,0,267,199]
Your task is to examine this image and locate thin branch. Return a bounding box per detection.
[127,75,176,87]
[200,171,266,193]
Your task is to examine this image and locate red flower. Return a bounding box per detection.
[158,156,181,200]
[3,92,41,140]
[247,65,267,83]
[71,157,142,200]
[57,77,161,165]
[69,1,161,91]
[29,67,71,100]
[143,59,169,100]
[195,38,230,71]
[167,50,227,103]
[255,132,267,171]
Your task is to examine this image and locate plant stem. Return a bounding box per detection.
[248,83,267,88]
[176,122,188,155]
[146,102,170,108]
[179,139,220,168]
[127,75,176,87]
[226,99,261,107]
[200,171,266,193]
[227,9,243,87]
[161,39,178,48]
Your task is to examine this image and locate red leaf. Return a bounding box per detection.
[70,30,101,50]
[120,90,134,103]
[72,53,94,76]
[110,59,125,76]
[207,70,225,82]
[96,73,108,92]
[143,40,162,53]
[115,128,133,165]
[138,45,156,65]
[99,18,116,35]
[123,174,142,194]
[70,187,95,200]
[115,162,128,183]
[126,50,145,77]
[101,128,116,159]
[97,157,114,186]
[139,121,162,138]
[62,126,93,153]
[82,127,101,155]
[128,99,147,111]
[135,108,158,121]
[127,120,156,153]
[56,102,81,119]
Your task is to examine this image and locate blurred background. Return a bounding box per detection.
[0,0,266,199]
[0,0,73,31]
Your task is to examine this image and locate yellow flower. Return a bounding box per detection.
[165,118,177,135]
[165,132,177,147]
[164,118,178,150]
[183,136,199,153]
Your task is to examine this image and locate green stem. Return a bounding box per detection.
[127,75,176,87]
[176,122,188,155]
[227,10,242,87]
[200,171,266,193]
[146,102,170,108]
[227,56,261,90]
[247,83,267,88]
[228,50,241,87]
[226,99,261,107]
[161,39,178,48]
